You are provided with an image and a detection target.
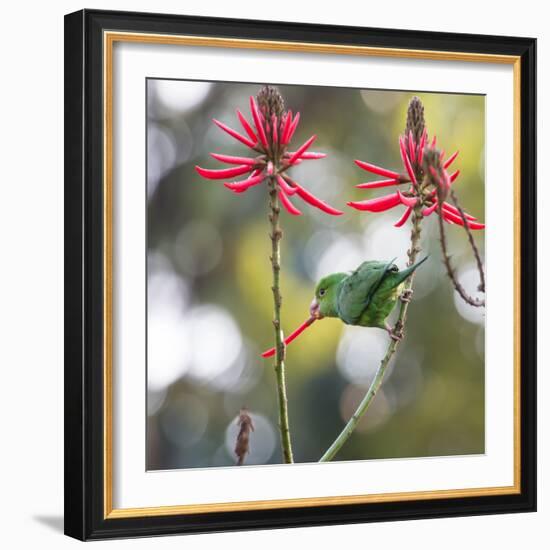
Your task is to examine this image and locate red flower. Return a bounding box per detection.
[195,93,343,216]
[348,130,484,230]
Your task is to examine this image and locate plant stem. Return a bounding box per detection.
[437,194,485,307]
[268,176,294,464]
[319,206,423,462]
[450,189,486,294]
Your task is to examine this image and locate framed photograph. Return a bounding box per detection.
[64,9,536,540]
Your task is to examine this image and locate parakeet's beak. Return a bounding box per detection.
[309,297,323,319]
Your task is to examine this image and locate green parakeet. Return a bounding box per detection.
[309,257,428,338]
[261,257,428,358]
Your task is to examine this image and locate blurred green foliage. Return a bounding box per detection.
[146,80,485,470]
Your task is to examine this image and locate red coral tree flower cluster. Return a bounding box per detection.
[195,87,343,217]
[348,130,484,230]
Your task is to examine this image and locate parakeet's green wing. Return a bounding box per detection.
[336,260,396,325]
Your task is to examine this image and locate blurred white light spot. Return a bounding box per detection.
[303,230,338,280]
[336,326,389,384]
[315,235,363,280]
[147,304,190,391]
[453,264,485,325]
[148,259,190,312]
[153,80,212,113]
[147,262,191,391]
[188,305,243,382]
[210,344,262,394]
[224,413,276,465]
[362,214,412,262]
[173,220,223,277]
[147,124,177,197]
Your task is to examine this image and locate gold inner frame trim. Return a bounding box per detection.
[103,30,522,520]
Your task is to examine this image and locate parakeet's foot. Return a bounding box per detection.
[386,322,403,341]
[399,288,414,303]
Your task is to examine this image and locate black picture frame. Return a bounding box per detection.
[64,8,536,541]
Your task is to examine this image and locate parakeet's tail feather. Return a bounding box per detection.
[395,255,429,285]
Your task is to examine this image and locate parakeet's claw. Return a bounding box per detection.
[386,322,403,341]
[399,288,414,303]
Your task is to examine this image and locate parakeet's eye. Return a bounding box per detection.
[319,288,326,297]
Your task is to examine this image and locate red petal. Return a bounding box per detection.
[290,151,326,160]
[285,112,300,144]
[449,169,460,183]
[431,135,437,148]
[272,114,278,144]
[277,175,297,195]
[399,136,417,185]
[278,188,302,215]
[249,96,269,150]
[224,173,265,192]
[394,206,412,227]
[195,164,253,179]
[287,178,343,215]
[442,202,477,221]
[347,192,401,212]
[422,200,439,216]
[408,130,415,162]
[236,110,258,143]
[444,150,459,169]
[398,190,417,207]
[212,119,256,149]
[418,129,427,165]
[356,179,401,190]
[261,317,316,358]
[441,209,485,229]
[466,220,485,230]
[288,135,317,165]
[280,111,292,144]
[354,160,401,180]
[210,153,257,165]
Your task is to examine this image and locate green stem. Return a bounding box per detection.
[319,206,423,462]
[268,176,294,464]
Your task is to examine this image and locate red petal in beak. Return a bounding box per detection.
[261,317,316,358]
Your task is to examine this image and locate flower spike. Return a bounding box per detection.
[351,122,484,230]
[196,86,340,216]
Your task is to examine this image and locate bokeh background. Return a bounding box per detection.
[146,80,485,470]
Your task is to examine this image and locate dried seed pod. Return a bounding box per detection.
[234,408,254,466]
